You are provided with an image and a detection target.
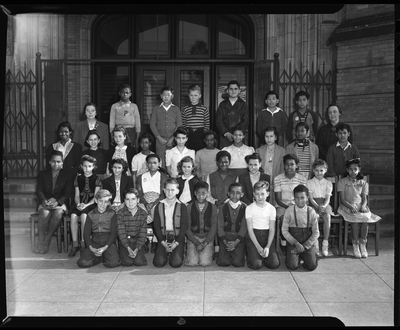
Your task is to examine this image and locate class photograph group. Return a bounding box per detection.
[2,3,396,327]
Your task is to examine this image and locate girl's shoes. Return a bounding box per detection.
[68,245,79,257]
[352,240,361,259]
[359,238,368,258]
[321,240,329,257]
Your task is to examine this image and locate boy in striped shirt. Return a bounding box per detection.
[181,84,210,152]
[286,122,319,180]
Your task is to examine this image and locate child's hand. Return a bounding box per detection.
[263,247,270,258]
[317,206,325,214]
[225,132,233,142]
[89,245,100,256]
[157,136,167,145]
[77,203,86,211]
[127,246,138,258]
[349,205,358,213]
[215,200,223,207]
[161,240,172,253]
[293,242,304,254]
[257,246,265,257]
[360,205,368,213]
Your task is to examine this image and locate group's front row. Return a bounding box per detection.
[34,149,380,271]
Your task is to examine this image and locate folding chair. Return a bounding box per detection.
[30,213,64,253]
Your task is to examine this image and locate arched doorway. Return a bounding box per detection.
[92,14,255,144]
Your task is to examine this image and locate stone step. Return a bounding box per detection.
[368,195,395,209]
[3,208,37,222]
[3,179,37,193]
[3,194,38,208]
[368,184,395,195]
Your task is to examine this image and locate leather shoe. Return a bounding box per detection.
[68,246,79,258]
[34,242,42,254]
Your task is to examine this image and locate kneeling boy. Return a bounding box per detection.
[185,181,218,266]
[216,182,247,267]
[281,184,319,271]
[152,178,189,268]
[77,189,121,268]
[117,188,149,267]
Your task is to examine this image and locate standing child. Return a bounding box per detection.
[185,181,218,267]
[116,188,149,267]
[131,132,160,187]
[165,126,195,179]
[106,125,137,177]
[181,84,210,152]
[256,91,287,147]
[245,181,280,270]
[222,128,255,178]
[109,84,141,148]
[255,126,286,206]
[274,154,308,253]
[216,182,247,267]
[102,158,133,212]
[216,80,249,149]
[150,86,182,168]
[152,178,189,268]
[286,91,319,144]
[68,155,102,257]
[176,156,200,205]
[337,158,381,258]
[326,123,360,178]
[195,130,220,181]
[136,153,170,253]
[307,159,335,257]
[81,130,108,180]
[282,184,320,271]
[239,153,271,205]
[45,121,82,177]
[34,150,73,254]
[286,122,319,180]
[77,189,121,268]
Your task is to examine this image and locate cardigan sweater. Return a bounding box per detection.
[186,201,218,245]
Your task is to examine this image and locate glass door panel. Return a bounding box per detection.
[175,65,210,114]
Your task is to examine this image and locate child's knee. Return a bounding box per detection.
[247,259,263,270]
[77,258,94,268]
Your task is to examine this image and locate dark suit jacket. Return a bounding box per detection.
[102,174,133,204]
[36,168,74,209]
[45,141,82,177]
[239,172,271,205]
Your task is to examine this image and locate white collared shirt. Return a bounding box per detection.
[265,107,283,115]
[160,102,174,111]
[222,144,255,169]
[160,198,181,231]
[179,174,194,204]
[141,171,161,194]
[165,146,196,178]
[336,141,352,151]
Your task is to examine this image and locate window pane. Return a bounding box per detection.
[216,66,247,110]
[218,16,247,56]
[97,66,129,124]
[142,71,167,124]
[138,15,169,57]
[178,15,209,56]
[98,16,129,57]
[180,70,204,109]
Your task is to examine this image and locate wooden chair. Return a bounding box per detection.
[30,213,64,253]
[64,215,82,253]
[316,176,343,256]
[342,175,381,256]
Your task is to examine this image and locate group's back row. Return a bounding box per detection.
[48,81,359,182]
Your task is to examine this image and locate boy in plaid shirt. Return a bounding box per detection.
[117,188,149,266]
